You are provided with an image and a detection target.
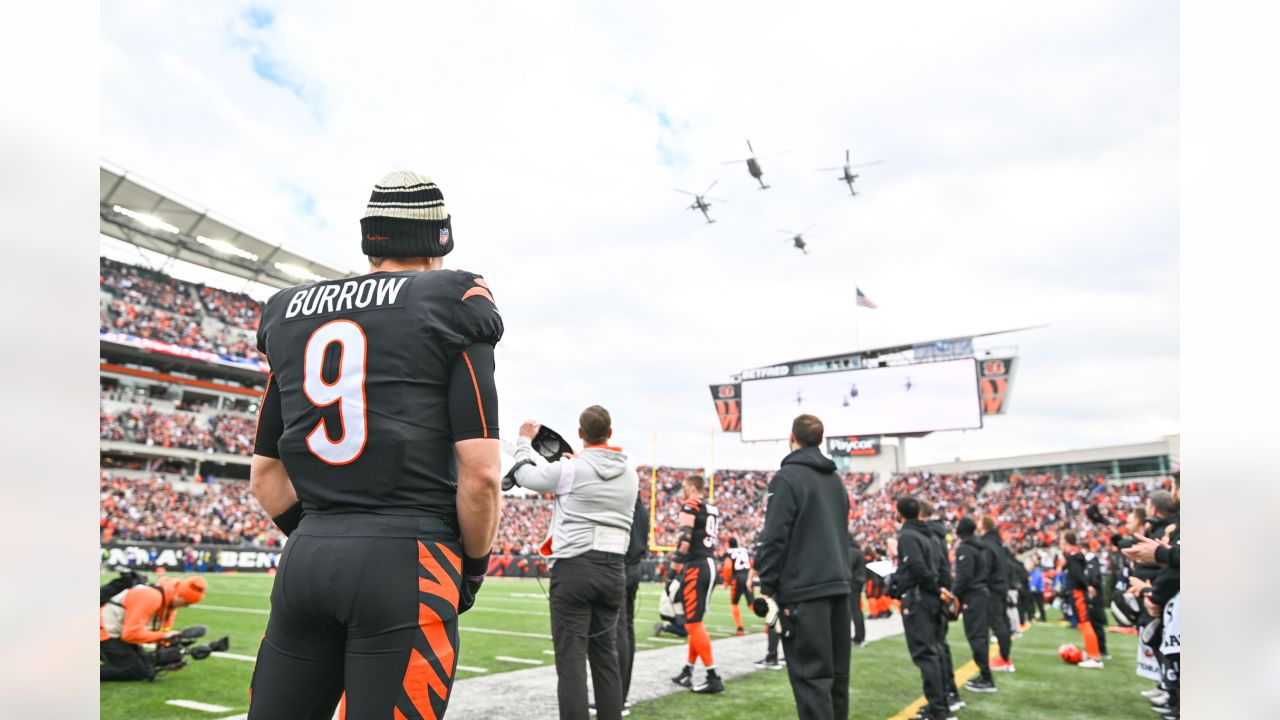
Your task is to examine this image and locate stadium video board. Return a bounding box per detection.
[739,358,982,441]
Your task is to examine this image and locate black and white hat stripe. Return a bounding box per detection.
[360,170,455,258]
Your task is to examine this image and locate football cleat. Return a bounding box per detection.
[964,678,997,693]
[692,670,725,694]
[1078,658,1105,669]
[671,666,693,688]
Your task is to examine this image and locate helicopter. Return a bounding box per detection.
[815,150,882,197]
[722,139,787,189]
[674,181,726,224]
[778,223,816,254]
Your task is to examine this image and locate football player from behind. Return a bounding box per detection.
[247,171,503,720]
[669,474,724,694]
[723,537,756,636]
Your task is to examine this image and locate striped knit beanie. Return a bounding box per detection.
[360,171,454,258]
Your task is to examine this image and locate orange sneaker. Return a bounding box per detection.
[990,657,1016,673]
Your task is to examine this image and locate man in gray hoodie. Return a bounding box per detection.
[509,406,639,720]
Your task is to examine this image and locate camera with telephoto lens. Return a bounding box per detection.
[153,625,230,672]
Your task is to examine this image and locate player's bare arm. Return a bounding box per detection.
[249,455,298,518]
[455,438,502,559]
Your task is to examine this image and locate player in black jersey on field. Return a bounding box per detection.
[247,171,503,720]
[722,538,755,635]
[669,474,725,694]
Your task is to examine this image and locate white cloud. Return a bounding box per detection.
[101,0,1178,468]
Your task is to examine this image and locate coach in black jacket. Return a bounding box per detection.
[920,502,960,710]
[978,515,1014,669]
[617,495,649,708]
[757,415,851,720]
[891,497,949,720]
[849,534,867,645]
[953,517,994,691]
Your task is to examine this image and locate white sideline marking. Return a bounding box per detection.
[195,604,270,615]
[650,636,684,643]
[212,652,258,662]
[633,642,654,648]
[461,627,552,640]
[542,649,556,655]
[166,699,232,713]
[495,655,543,665]
[508,593,550,599]
[457,665,489,673]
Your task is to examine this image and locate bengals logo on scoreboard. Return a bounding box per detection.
[982,359,1006,376]
[718,385,736,399]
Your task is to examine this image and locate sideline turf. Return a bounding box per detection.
[99,574,763,720]
[630,612,1153,720]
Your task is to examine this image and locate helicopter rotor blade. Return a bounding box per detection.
[721,158,749,165]
[814,166,841,172]
[802,223,817,234]
[674,189,697,196]
[705,196,728,202]
[746,139,755,155]
[702,180,719,196]
[777,229,797,235]
[846,149,851,164]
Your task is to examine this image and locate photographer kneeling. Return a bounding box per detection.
[100,575,208,681]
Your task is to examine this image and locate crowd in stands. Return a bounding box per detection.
[100,405,257,455]
[100,473,283,547]
[99,257,265,362]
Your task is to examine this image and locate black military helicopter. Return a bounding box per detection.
[674,181,726,224]
[815,150,882,197]
[722,139,787,189]
[778,223,816,254]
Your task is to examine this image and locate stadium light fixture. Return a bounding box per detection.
[112,205,179,234]
[196,235,260,262]
[274,262,327,283]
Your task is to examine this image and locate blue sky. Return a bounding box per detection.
[99,1,1179,469]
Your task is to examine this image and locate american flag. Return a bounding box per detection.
[856,288,877,309]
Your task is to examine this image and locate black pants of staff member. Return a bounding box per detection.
[100,638,154,681]
[849,584,866,644]
[780,593,851,720]
[937,618,958,698]
[960,590,993,683]
[986,589,1013,662]
[1015,588,1029,626]
[765,624,782,663]
[550,551,625,720]
[1029,589,1046,622]
[902,590,948,720]
[1087,599,1109,656]
[615,567,641,704]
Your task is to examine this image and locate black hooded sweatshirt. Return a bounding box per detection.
[953,534,989,601]
[756,446,852,603]
[892,518,940,596]
[980,531,1010,594]
[925,519,954,590]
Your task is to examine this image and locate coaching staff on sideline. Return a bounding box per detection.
[891,496,950,720]
[508,407,639,720]
[248,171,503,720]
[756,414,852,720]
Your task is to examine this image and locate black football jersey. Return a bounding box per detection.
[681,498,720,561]
[256,269,502,516]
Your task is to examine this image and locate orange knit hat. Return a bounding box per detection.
[177,576,207,604]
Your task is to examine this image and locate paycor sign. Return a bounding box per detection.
[826,436,882,457]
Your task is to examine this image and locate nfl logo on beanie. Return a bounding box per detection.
[360,170,454,258]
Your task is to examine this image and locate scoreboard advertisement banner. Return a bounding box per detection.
[826,435,882,456]
[709,383,741,432]
[978,356,1017,415]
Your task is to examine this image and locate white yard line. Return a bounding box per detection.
[166,699,233,713]
[193,604,270,615]
[461,627,553,640]
[495,655,543,665]
[649,636,684,644]
[457,665,489,673]
[542,649,556,655]
[211,652,258,662]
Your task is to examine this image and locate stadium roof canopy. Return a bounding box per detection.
[100,161,358,290]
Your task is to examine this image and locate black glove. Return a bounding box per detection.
[458,553,490,614]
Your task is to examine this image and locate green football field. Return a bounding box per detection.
[101,573,1153,720]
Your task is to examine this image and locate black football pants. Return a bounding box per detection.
[961,590,992,682]
[779,594,851,720]
[549,551,625,720]
[985,589,1012,662]
[248,514,463,720]
[1087,598,1109,655]
[936,618,957,696]
[903,591,948,720]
